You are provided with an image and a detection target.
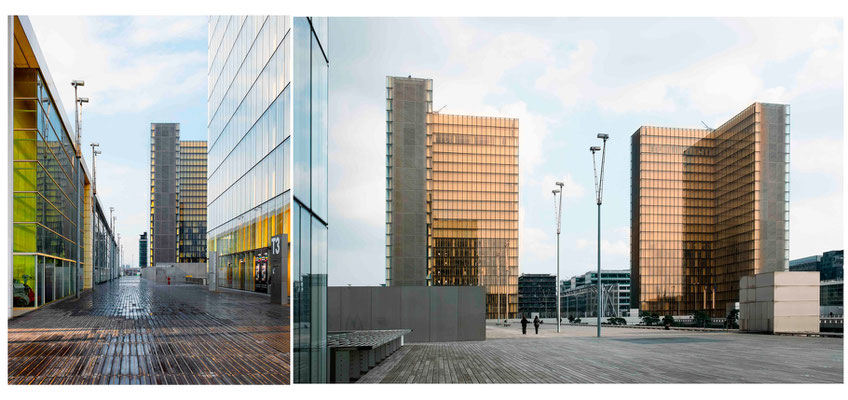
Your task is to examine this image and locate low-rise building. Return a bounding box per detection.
[518,274,557,318]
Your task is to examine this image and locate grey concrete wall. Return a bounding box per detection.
[328,286,485,343]
[142,263,207,284]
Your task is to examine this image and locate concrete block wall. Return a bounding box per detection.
[142,263,208,284]
[328,286,485,343]
[739,271,819,333]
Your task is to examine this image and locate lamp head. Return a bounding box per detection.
[91,142,99,147]
[71,80,85,87]
[78,97,89,104]
[555,181,564,187]
[597,133,609,140]
[590,146,601,152]
[94,150,102,155]
[552,189,561,194]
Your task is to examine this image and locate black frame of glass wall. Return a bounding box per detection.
[292,16,329,383]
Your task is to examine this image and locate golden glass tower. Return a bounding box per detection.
[386,76,519,319]
[178,140,207,263]
[631,103,790,317]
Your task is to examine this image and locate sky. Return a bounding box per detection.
[26,17,843,282]
[327,17,844,285]
[28,16,208,267]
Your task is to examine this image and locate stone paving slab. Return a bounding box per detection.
[358,323,842,383]
[8,276,289,385]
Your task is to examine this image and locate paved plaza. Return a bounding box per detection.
[8,276,289,385]
[359,322,843,383]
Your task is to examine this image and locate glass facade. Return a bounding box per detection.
[292,16,329,384]
[12,66,82,308]
[518,274,557,318]
[11,16,118,312]
[207,15,292,296]
[631,103,790,317]
[178,140,207,263]
[428,113,519,319]
[138,232,148,268]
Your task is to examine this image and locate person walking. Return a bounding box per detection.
[533,315,541,334]
[520,315,529,335]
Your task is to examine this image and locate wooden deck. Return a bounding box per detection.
[8,276,290,385]
[358,322,843,383]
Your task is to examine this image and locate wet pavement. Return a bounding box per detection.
[8,276,289,385]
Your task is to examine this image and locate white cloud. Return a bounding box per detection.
[791,193,843,258]
[536,173,585,201]
[127,16,206,46]
[30,16,206,118]
[535,40,597,108]
[519,206,556,267]
[792,138,843,176]
[540,19,843,118]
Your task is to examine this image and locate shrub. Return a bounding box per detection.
[693,311,711,327]
[641,313,660,326]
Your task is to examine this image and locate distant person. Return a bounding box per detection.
[533,315,541,334]
[521,315,529,335]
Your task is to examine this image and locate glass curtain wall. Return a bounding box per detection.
[178,140,208,263]
[292,16,329,384]
[427,114,519,319]
[631,103,789,317]
[12,67,82,309]
[207,15,293,295]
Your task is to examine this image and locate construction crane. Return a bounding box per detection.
[434,105,447,114]
[701,121,714,131]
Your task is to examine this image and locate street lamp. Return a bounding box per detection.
[552,181,564,332]
[72,80,86,298]
[590,133,609,338]
[90,143,101,194]
[71,80,85,149]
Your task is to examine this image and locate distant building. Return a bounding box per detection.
[631,103,790,317]
[149,123,207,265]
[820,280,843,316]
[385,76,520,319]
[518,274,557,318]
[139,233,148,268]
[562,269,631,317]
[790,250,843,281]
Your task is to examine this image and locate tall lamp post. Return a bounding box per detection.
[72,80,86,298]
[590,133,609,338]
[90,143,101,194]
[552,181,564,332]
[90,143,100,290]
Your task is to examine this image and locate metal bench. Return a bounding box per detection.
[328,329,411,383]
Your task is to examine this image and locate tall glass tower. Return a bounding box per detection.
[631,103,790,317]
[207,16,292,295]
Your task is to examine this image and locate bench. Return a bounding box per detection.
[185,277,207,285]
[328,329,411,383]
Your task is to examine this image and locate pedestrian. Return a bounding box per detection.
[520,314,529,335]
[533,315,541,334]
